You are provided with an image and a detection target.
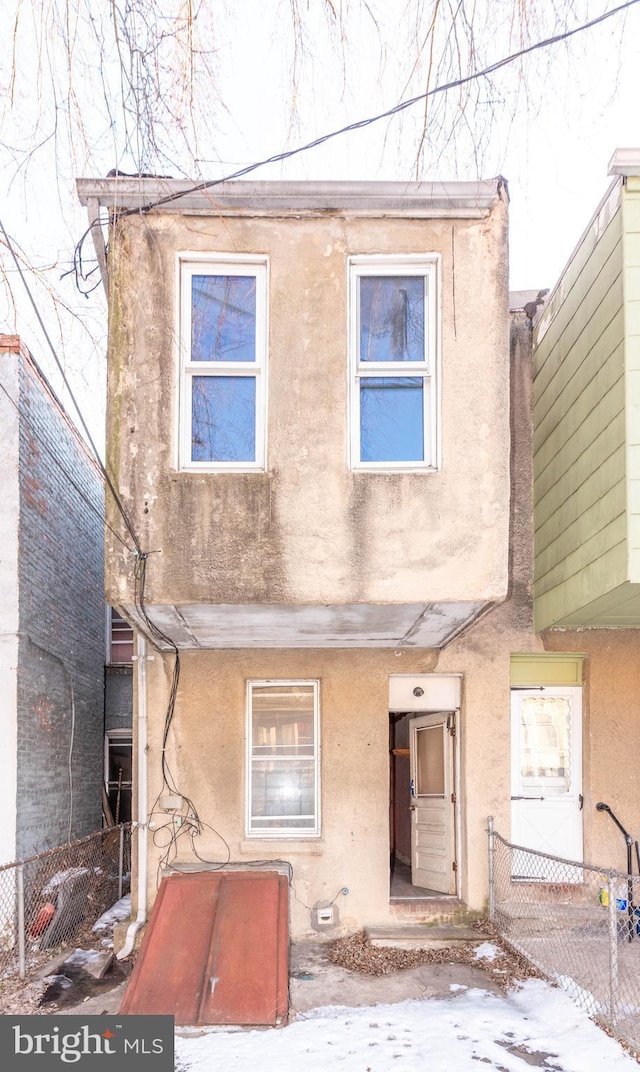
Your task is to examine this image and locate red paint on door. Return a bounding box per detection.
[120,871,289,1026]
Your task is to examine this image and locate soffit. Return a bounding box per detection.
[122,600,489,651]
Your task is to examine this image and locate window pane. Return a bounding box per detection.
[192,376,256,462]
[252,685,315,756]
[520,696,571,794]
[110,608,134,663]
[191,275,256,362]
[416,726,445,796]
[251,759,315,819]
[359,276,425,362]
[360,377,424,462]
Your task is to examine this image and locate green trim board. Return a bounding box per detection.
[510,654,584,687]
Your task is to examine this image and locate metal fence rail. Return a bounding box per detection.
[0,826,131,980]
[488,817,640,1054]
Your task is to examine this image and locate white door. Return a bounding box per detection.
[510,687,583,881]
[409,712,456,894]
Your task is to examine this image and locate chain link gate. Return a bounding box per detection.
[0,825,131,981]
[488,817,640,1054]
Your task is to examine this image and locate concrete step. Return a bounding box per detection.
[366,924,491,950]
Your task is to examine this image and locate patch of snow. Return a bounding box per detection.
[63,948,107,968]
[175,980,638,1071]
[92,894,131,933]
[42,868,89,896]
[473,941,500,962]
[449,983,468,991]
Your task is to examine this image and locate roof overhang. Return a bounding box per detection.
[76,177,506,218]
[121,600,493,651]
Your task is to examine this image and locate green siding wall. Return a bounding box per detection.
[623,180,640,582]
[533,180,627,628]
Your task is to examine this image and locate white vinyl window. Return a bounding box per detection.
[177,255,268,470]
[349,255,439,470]
[246,680,320,837]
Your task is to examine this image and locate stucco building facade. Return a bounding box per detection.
[78,173,640,939]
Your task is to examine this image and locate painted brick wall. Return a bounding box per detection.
[15,348,105,857]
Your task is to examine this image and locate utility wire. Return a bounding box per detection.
[0,215,141,554]
[0,379,131,552]
[72,0,639,263]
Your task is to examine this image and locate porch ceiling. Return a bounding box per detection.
[123,601,490,650]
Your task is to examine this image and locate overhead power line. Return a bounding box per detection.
[78,0,640,230]
[0,215,142,554]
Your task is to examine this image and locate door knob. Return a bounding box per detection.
[410,805,416,811]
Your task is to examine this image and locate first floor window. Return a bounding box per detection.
[178,255,268,470]
[104,730,133,824]
[247,680,320,837]
[349,255,439,470]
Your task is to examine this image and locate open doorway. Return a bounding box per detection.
[389,711,457,897]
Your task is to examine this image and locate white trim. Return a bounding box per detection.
[245,679,321,839]
[347,254,441,471]
[175,253,269,472]
[117,633,149,960]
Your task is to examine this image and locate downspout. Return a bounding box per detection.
[117,632,148,959]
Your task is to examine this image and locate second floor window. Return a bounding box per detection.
[178,256,268,470]
[349,255,440,470]
[108,608,134,664]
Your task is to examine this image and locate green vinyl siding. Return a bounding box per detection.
[624,180,640,581]
[533,180,629,628]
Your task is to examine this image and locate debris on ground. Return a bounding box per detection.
[329,921,543,992]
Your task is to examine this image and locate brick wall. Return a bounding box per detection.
[15,346,105,857]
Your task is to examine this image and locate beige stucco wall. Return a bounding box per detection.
[105,197,510,608]
[124,303,640,940]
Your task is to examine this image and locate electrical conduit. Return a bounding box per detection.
[117,632,148,959]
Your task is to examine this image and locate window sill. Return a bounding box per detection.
[240,838,324,855]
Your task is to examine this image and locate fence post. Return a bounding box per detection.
[487,816,495,922]
[118,826,125,902]
[16,863,25,980]
[607,873,619,1026]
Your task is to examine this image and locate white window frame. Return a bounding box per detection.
[104,729,133,823]
[245,679,321,839]
[176,253,269,471]
[106,605,134,664]
[348,254,440,471]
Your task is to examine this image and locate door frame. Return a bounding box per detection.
[389,674,462,898]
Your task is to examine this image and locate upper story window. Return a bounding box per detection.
[348,255,440,470]
[108,607,134,664]
[178,256,268,471]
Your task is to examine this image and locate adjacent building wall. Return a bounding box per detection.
[8,338,105,857]
[0,343,21,866]
[533,180,628,628]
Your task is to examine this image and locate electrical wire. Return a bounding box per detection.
[0,379,132,552]
[71,0,640,291]
[0,219,226,871]
[0,215,142,554]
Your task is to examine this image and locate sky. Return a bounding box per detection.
[1,0,639,449]
[174,973,638,1072]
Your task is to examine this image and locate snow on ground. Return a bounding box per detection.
[473,941,501,962]
[175,979,637,1072]
[92,893,131,933]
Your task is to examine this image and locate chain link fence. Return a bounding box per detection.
[488,818,640,1053]
[0,826,131,981]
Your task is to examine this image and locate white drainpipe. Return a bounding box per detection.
[117,631,149,960]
